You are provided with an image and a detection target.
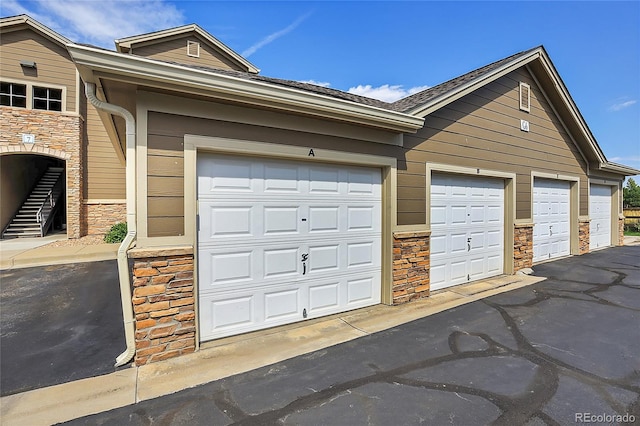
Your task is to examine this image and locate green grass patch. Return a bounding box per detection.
[624,230,640,237]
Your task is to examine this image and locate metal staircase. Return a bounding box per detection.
[2,167,65,239]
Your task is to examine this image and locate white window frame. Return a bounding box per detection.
[32,85,63,112]
[0,81,28,108]
[519,82,531,112]
[187,40,200,58]
[0,79,67,112]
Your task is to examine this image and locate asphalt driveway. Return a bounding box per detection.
[0,260,125,396]
[66,246,640,425]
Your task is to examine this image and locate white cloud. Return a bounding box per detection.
[242,11,312,58]
[299,80,331,88]
[4,0,184,48]
[608,99,637,112]
[347,84,430,103]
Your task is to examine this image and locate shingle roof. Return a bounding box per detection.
[178,47,541,114]
[74,42,540,115]
[389,47,541,113]
[169,63,395,110]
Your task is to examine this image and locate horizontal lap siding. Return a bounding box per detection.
[146,111,398,238]
[85,103,126,198]
[0,29,77,112]
[397,68,588,225]
[133,35,241,71]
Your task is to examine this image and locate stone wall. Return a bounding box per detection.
[619,217,625,246]
[514,224,533,271]
[82,202,126,235]
[579,218,590,254]
[392,231,430,304]
[0,107,83,238]
[129,247,196,366]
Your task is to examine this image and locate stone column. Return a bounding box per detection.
[392,231,430,304]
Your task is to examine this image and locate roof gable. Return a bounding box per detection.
[0,14,71,46]
[389,46,638,175]
[115,24,259,74]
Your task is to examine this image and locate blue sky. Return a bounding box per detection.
[3,1,639,178]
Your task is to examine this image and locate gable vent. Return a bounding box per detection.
[187,40,200,58]
[519,82,531,112]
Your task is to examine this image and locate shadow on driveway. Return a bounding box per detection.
[65,246,640,425]
[1,260,125,396]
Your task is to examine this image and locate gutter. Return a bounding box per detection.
[85,82,137,367]
[67,44,424,133]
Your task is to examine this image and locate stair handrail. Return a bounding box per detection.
[35,175,63,237]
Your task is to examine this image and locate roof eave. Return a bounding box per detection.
[67,44,424,133]
[0,14,72,46]
[114,24,260,74]
[407,49,542,117]
[598,162,640,176]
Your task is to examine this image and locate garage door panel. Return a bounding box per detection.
[308,167,339,192]
[206,250,253,286]
[308,282,339,312]
[430,173,504,290]
[264,289,300,321]
[347,242,374,267]
[198,154,381,341]
[309,206,339,232]
[450,205,468,224]
[450,232,469,254]
[204,295,255,331]
[590,185,612,250]
[264,163,301,192]
[347,277,376,304]
[263,248,299,278]
[200,158,254,192]
[533,178,571,262]
[348,170,377,194]
[262,207,300,235]
[308,244,340,272]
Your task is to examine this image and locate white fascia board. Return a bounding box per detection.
[407,50,542,117]
[115,24,259,74]
[599,162,640,176]
[1,14,72,46]
[536,52,607,164]
[67,44,424,133]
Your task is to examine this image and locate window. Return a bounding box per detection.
[0,82,27,108]
[519,82,531,112]
[187,40,200,58]
[33,86,62,111]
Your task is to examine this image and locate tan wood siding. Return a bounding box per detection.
[398,68,588,223]
[132,35,241,71]
[84,103,126,199]
[0,29,77,112]
[146,110,398,237]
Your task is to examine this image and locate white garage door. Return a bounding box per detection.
[430,174,504,291]
[533,178,571,262]
[197,154,382,341]
[590,184,612,250]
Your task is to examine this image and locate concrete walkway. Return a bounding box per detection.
[0,274,544,425]
[0,235,118,270]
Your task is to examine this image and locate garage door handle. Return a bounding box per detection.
[467,237,471,251]
[549,225,553,236]
[301,253,308,275]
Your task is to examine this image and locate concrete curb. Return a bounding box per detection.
[0,244,119,270]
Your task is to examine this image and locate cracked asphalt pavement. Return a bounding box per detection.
[66,246,639,425]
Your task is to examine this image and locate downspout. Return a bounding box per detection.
[85,82,137,367]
